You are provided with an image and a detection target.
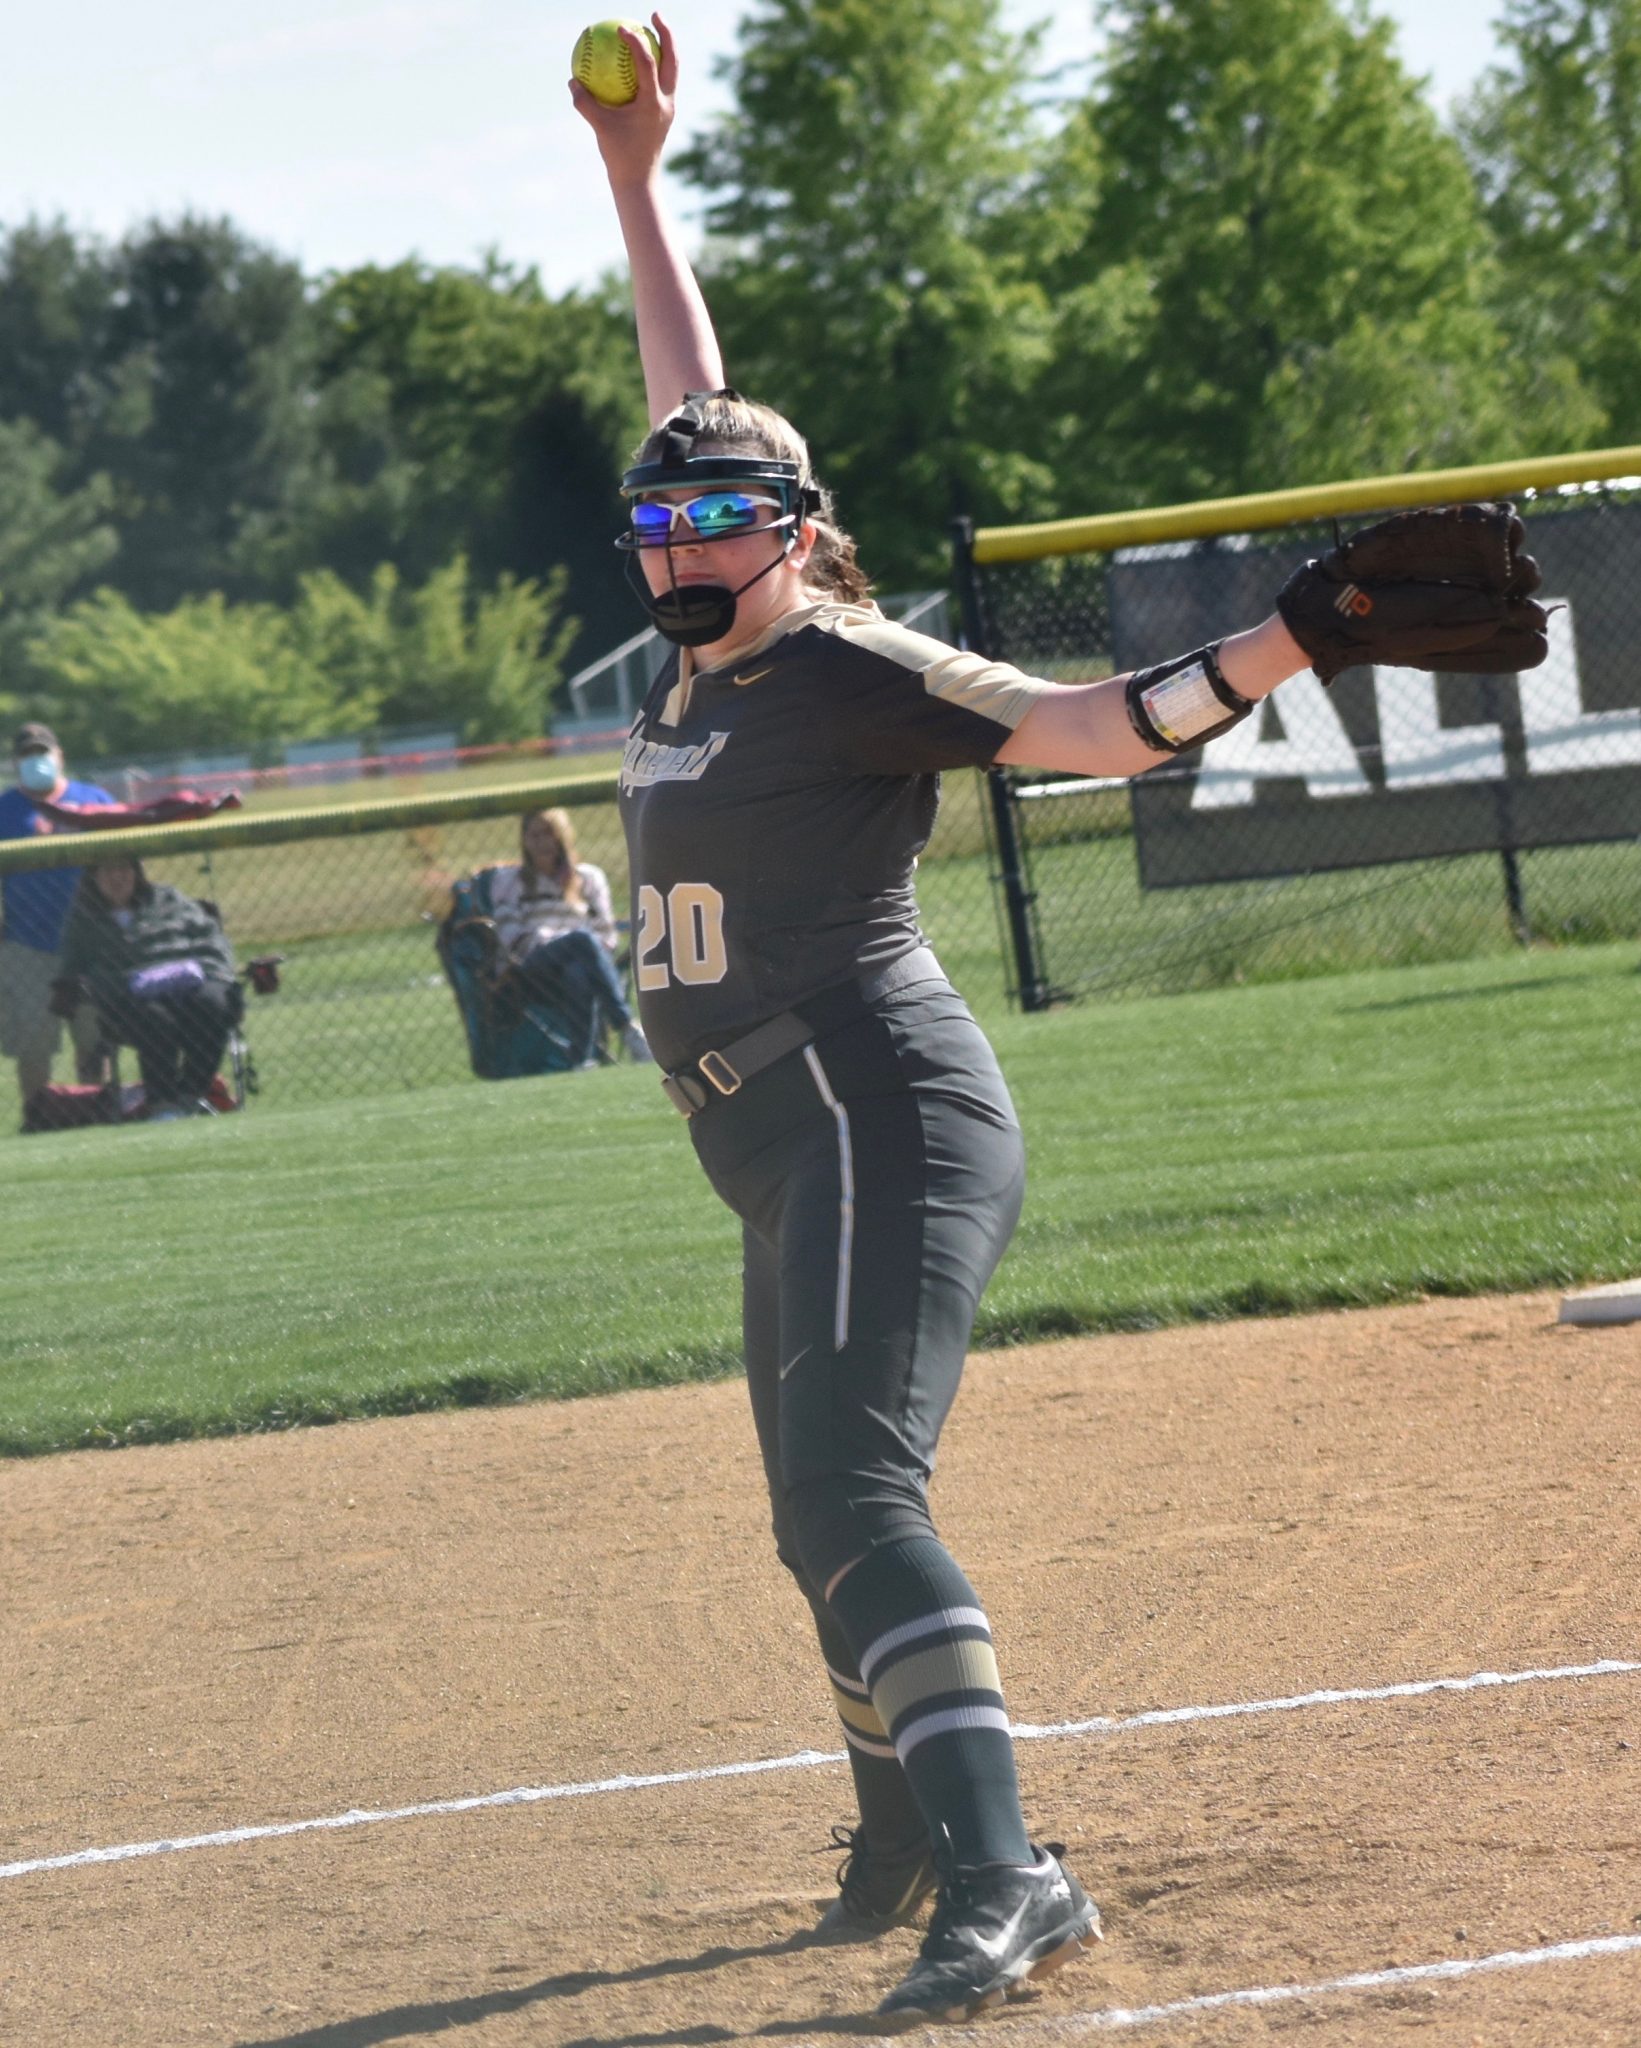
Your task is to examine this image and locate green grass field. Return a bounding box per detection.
[2,943,1634,1458]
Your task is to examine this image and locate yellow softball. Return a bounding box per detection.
[572,19,661,106]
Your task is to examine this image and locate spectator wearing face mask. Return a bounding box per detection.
[0,723,115,1114]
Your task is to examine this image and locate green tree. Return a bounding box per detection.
[289,557,578,743]
[1458,0,1641,438]
[272,259,645,666]
[0,222,645,673]
[23,589,361,761]
[23,557,575,760]
[0,419,118,709]
[1039,0,1600,509]
[100,216,322,609]
[675,0,1062,588]
[0,221,115,449]
[0,216,322,610]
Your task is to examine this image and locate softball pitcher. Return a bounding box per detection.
[572,17,1547,2025]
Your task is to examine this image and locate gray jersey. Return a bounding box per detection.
[617,600,1053,1071]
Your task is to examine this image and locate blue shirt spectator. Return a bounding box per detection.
[1,722,115,1113]
[0,724,114,953]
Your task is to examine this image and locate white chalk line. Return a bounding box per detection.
[3,1656,1635,1884]
[1007,1654,1641,1739]
[840,1932,1641,2044]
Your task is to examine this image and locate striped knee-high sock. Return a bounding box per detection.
[826,1535,1031,1869]
[805,1589,930,1853]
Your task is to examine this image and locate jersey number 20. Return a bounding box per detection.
[635,882,728,990]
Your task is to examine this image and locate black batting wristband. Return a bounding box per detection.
[1124,642,1255,754]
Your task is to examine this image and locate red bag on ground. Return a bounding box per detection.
[22,1073,237,1132]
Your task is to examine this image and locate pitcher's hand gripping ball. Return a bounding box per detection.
[1276,500,1549,684]
[572,18,661,105]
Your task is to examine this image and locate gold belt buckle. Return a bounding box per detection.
[697,1049,743,1097]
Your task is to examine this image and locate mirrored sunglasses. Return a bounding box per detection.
[629,490,786,546]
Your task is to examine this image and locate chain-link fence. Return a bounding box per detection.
[13,459,1631,1125]
[0,766,1006,1131]
[959,466,1641,1004]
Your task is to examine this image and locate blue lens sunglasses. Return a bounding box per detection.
[625,489,789,549]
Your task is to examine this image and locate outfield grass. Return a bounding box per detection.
[1,943,1634,1458]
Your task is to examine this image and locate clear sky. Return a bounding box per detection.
[1,1,1511,294]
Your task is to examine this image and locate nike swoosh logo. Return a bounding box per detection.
[969,1896,1034,1964]
[779,1345,812,1381]
[735,665,777,686]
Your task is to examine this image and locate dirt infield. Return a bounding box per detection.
[5,1290,1639,2045]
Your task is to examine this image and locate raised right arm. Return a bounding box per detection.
[569,13,724,424]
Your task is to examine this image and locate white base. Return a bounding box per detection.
[1558,1279,1641,1327]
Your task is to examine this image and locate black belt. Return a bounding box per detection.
[660,946,943,1119]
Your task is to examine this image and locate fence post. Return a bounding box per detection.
[950,515,1051,1011]
[1479,674,1532,944]
[1500,847,1530,945]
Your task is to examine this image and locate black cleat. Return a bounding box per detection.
[875,1842,1101,2024]
[813,1825,939,1941]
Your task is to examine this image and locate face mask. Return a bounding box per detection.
[615,397,818,650]
[626,548,792,649]
[17,754,58,795]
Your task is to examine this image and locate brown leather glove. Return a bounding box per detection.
[1275,501,1549,684]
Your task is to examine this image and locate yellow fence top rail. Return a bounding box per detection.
[0,768,622,874]
[971,444,1641,564]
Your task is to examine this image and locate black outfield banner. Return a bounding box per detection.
[1111,501,1641,888]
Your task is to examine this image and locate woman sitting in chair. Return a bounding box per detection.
[59,856,240,1118]
[487,808,650,1065]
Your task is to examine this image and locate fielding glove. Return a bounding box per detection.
[1275,500,1549,684]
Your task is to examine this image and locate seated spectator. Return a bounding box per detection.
[485,807,650,1066]
[58,858,241,1118]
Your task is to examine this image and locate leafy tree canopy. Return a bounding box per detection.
[0,419,118,718]
[1459,0,1641,436]
[259,257,644,661]
[676,0,1063,588]
[23,555,575,760]
[0,215,319,609]
[0,222,645,679]
[0,4,1621,747]
[1039,0,1600,508]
